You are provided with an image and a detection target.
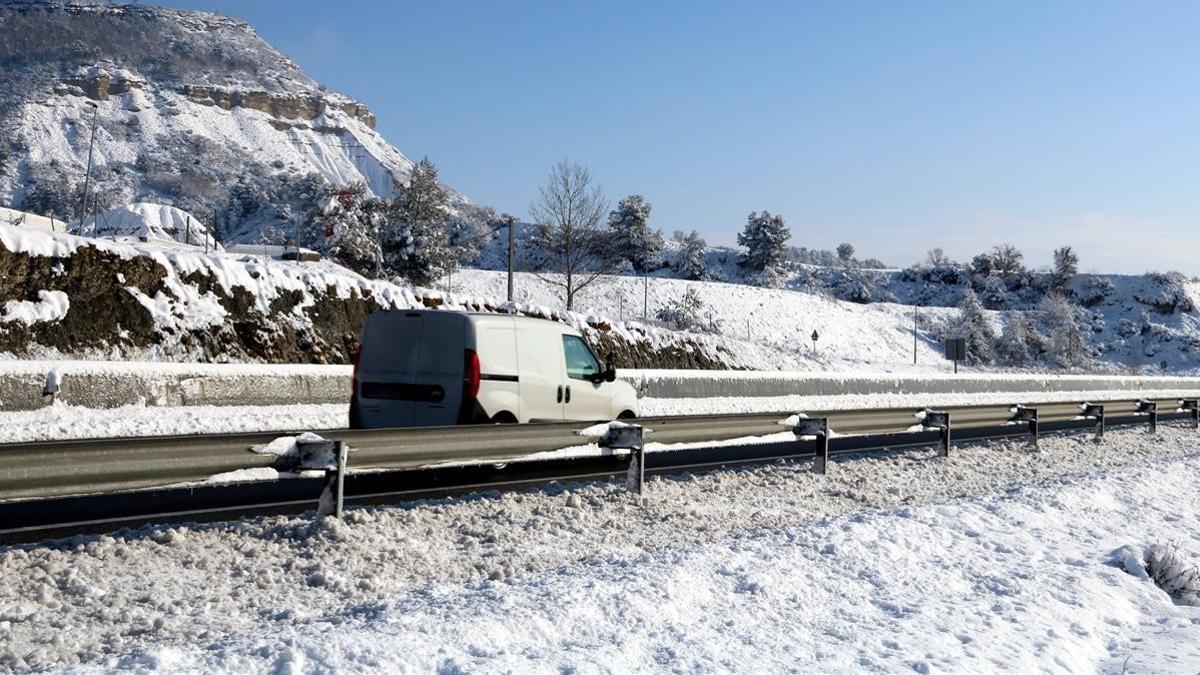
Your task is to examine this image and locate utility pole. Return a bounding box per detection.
[505,214,515,302]
[643,274,649,320]
[913,306,918,364]
[77,101,100,226]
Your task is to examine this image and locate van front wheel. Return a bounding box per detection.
[617,410,637,420]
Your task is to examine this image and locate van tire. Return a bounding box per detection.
[491,411,518,424]
[617,410,637,420]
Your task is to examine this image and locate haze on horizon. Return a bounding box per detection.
[169,0,1199,275]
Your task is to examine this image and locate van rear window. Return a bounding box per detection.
[361,382,445,403]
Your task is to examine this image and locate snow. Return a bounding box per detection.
[452,269,956,371]
[72,203,222,252]
[1,426,1198,671]
[0,290,69,325]
[250,432,329,459]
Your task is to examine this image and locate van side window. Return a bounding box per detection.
[562,335,600,380]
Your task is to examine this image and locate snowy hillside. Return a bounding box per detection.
[451,268,1200,373]
[0,0,476,242]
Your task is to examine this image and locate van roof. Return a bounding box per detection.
[375,308,568,326]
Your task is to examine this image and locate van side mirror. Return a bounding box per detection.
[604,363,617,382]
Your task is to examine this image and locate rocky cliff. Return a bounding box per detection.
[0,0,473,244]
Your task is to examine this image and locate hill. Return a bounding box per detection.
[0,0,480,243]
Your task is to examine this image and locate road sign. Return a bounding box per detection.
[945,337,966,373]
[944,338,966,361]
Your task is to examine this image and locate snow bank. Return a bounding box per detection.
[72,203,222,252]
[0,290,68,325]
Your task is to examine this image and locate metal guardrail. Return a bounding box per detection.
[1,396,1197,503]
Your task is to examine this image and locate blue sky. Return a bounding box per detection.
[172,1,1198,273]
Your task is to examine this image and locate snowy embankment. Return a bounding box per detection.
[2,427,1198,670]
[455,268,958,371]
[454,268,1200,374]
[0,224,736,369]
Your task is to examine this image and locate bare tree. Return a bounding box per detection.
[528,160,615,310]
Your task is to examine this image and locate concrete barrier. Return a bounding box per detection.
[3,362,1198,412]
[619,370,1200,400]
[0,361,351,411]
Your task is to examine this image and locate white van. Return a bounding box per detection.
[350,310,640,428]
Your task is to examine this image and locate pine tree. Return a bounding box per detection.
[996,313,1039,366]
[607,194,664,273]
[382,156,454,285]
[738,210,790,279]
[957,287,996,365]
[1052,245,1078,289]
[1042,293,1091,368]
[673,230,707,280]
[301,182,384,276]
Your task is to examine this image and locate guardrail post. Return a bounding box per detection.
[1136,400,1158,435]
[921,410,951,458]
[599,424,646,496]
[792,416,829,474]
[1182,399,1200,430]
[298,437,348,519]
[1081,404,1104,441]
[1011,405,1038,450]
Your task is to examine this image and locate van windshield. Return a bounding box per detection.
[562,335,600,380]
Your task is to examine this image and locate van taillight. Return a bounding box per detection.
[464,349,481,398]
[351,345,362,395]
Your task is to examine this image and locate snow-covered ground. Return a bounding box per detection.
[453,269,957,371]
[2,426,1198,671]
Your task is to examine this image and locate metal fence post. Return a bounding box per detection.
[1136,400,1158,435]
[1011,405,1038,450]
[921,410,951,458]
[1081,404,1104,441]
[792,416,829,474]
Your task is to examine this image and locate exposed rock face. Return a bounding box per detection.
[0,229,736,369]
[178,86,377,129]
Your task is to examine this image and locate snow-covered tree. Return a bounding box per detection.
[925,247,950,267]
[1042,293,1091,368]
[1052,245,1078,289]
[607,194,664,273]
[836,242,856,264]
[656,287,721,333]
[996,313,1041,366]
[383,156,454,285]
[957,287,995,365]
[301,182,384,276]
[673,230,708,280]
[738,210,790,281]
[991,243,1025,277]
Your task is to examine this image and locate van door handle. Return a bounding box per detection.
[565,385,571,404]
[557,385,563,403]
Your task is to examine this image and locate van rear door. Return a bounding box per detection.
[356,311,467,428]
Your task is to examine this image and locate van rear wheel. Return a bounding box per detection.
[617,410,637,420]
[491,411,518,424]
